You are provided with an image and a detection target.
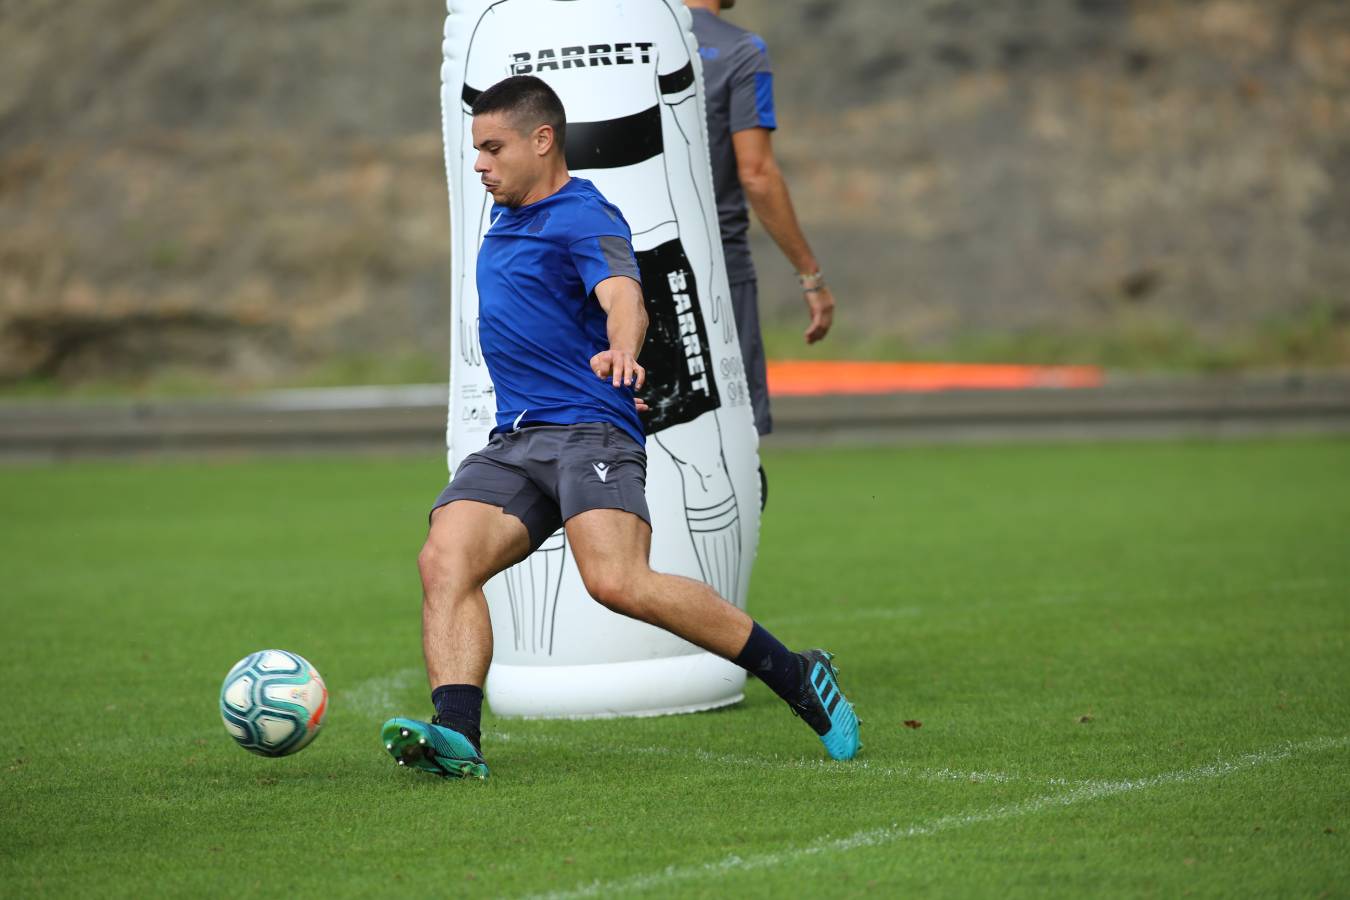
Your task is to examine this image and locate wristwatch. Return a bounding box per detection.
[796,270,826,293]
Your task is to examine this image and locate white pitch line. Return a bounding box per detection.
[525,735,1349,900]
[495,729,1035,785]
[764,575,1336,629]
[769,605,924,627]
[338,580,1336,719]
[763,593,1092,629]
[338,666,423,717]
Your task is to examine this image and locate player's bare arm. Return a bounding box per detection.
[590,274,648,389]
[732,126,836,344]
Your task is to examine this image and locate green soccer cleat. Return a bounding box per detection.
[381,716,489,780]
[789,649,862,760]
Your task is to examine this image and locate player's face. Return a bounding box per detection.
[472,112,548,209]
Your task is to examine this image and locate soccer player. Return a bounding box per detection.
[686,0,838,439]
[450,1,748,613]
[382,75,859,779]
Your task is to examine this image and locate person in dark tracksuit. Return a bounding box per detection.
[687,0,839,441]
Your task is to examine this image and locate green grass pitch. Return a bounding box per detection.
[1,438,1346,897]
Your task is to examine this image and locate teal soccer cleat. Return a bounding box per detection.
[381,716,489,780]
[790,649,862,760]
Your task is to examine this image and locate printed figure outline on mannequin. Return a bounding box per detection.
[451,0,746,637]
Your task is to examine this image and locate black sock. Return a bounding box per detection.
[431,683,483,753]
[732,622,805,704]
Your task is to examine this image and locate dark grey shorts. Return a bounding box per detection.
[431,422,650,552]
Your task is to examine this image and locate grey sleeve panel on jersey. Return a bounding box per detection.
[597,235,641,282]
[728,35,775,133]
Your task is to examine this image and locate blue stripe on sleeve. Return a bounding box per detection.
[754,72,777,129]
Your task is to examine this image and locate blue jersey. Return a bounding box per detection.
[477,177,645,446]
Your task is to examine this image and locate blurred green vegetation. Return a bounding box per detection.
[0,351,449,401]
[765,302,1350,372]
[1,305,1346,402]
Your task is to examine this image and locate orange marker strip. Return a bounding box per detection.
[765,360,1103,396]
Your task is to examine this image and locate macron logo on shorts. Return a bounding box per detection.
[592,462,610,483]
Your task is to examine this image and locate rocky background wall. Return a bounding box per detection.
[2,0,1347,386]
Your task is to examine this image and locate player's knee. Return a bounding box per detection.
[417,537,471,596]
[582,569,639,616]
[416,539,444,587]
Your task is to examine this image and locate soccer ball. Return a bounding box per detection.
[220,649,328,757]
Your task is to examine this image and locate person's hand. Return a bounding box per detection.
[634,396,650,414]
[590,350,646,390]
[804,285,835,344]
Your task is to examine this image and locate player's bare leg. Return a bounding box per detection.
[418,499,531,687]
[565,507,751,658]
[383,499,529,779]
[566,506,860,760]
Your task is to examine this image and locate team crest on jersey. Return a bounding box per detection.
[510,42,656,74]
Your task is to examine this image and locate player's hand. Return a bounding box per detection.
[590,350,646,390]
[804,285,835,344]
[634,396,650,413]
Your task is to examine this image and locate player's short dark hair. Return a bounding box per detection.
[471,76,567,152]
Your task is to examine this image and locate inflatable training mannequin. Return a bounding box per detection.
[441,0,760,717]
